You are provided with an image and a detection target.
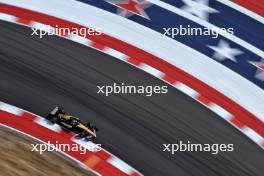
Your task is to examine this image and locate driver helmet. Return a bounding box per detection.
[71,118,79,127]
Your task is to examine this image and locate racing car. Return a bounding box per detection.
[45,107,98,141]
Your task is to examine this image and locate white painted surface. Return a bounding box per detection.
[174,82,199,97]
[107,156,135,175]
[34,116,62,132]
[0,102,23,116]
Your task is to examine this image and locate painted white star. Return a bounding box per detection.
[181,0,219,20]
[208,40,244,62]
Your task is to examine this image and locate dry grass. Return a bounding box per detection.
[0,126,96,176]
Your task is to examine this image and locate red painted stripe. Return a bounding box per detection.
[162,75,177,84]
[127,57,141,66]
[90,42,107,50]
[131,172,141,176]
[94,162,128,176]
[58,130,75,139]
[21,112,37,121]
[196,94,212,106]
[232,0,264,16]
[95,150,112,160]
[230,116,246,129]
[15,17,32,25]
[0,4,263,139]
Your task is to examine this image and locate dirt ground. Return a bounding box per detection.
[0,126,96,176]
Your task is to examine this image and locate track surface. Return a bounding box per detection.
[0,21,263,176]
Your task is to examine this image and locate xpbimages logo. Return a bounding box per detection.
[163,141,234,155]
[163,25,234,39]
[31,141,102,155]
[31,25,102,38]
[97,83,168,96]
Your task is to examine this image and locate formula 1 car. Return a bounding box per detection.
[45,107,98,141]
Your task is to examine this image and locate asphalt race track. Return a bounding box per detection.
[0,20,263,176]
